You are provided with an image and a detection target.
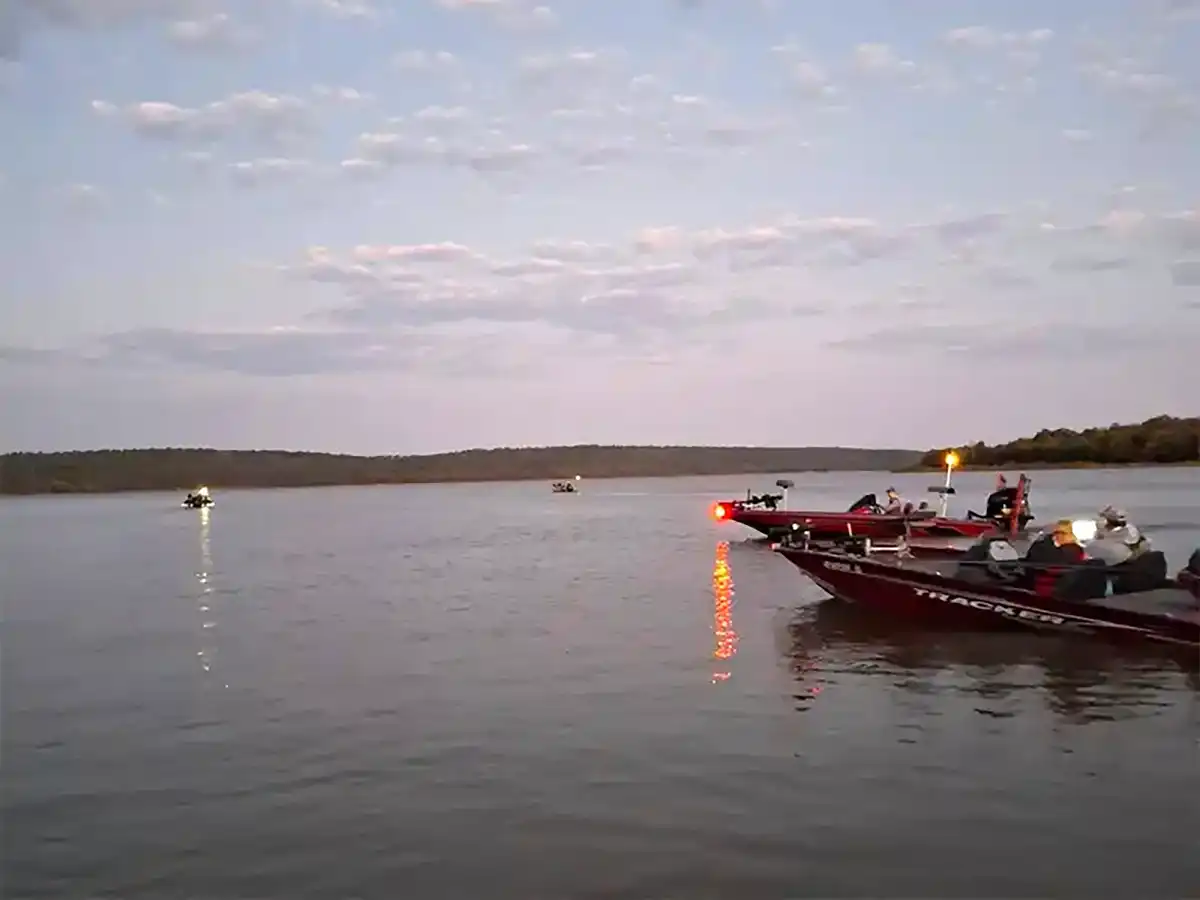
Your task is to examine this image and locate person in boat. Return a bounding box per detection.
[1095,506,1147,553]
[1023,519,1088,596]
[882,487,905,514]
[1025,519,1086,565]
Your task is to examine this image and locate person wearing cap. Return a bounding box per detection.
[1043,519,1086,560]
[1089,506,1150,565]
[882,487,905,514]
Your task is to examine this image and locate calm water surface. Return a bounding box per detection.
[5,469,1200,898]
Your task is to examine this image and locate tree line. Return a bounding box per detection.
[0,445,921,496]
[919,415,1200,469]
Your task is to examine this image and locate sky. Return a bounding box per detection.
[1,0,1198,455]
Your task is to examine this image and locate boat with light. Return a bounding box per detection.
[551,476,581,494]
[711,455,1035,542]
[772,526,1200,649]
[182,486,214,508]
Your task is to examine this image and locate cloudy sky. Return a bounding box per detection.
[1,0,1197,455]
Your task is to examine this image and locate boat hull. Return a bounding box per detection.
[722,506,1000,541]
[776,546,1200,648]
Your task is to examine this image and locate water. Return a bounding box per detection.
[4,469,1199,899]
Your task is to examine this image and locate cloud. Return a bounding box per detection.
[436,0,558,30]
[789,61,836,100]
[977,265,1036,289]
[1170,259,1200,287]
[516,48,624,100]
[344,121,545,175]
[165,12,253,53]
[933,212,1007,244]
[1157,211,1200,252]
[1074,38,1198,139]
[3,326,426,377]
[5,200,1192,382]
[329,52,794,183]
[1071,207,1200,256]
[2,0,224,59]
[1051,254,1133,273]
[829,320,1194,359]
[852,43,917,79]
[305,0,379,20]
[1062,128,1094,142]
[0,59,20,90]
[392,49,458,71]
[55,182,106,212]
[940,26,1053,51]
[312,85,371,104]
[1163,0,1200,21]
[280,228,824,340]
[227,157,314,186]
[276,215,947,343]
[414,104,472,126]
[92,90,312,145]
[339,157,386,179]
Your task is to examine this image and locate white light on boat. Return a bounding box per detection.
[197,486,210,497]
[1071,518,1098,542]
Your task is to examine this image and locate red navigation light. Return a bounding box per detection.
[711,502,729,521]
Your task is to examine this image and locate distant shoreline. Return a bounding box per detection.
[3,458,1196,499]
[905,460,1200,473]
[0,445,920,497]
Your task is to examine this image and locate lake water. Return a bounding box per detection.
[4,468,1199,899]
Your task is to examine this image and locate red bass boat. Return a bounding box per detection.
[712,457,1033,543]
[774,534,1200,649]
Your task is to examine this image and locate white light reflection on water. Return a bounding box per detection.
[194,506,225,684]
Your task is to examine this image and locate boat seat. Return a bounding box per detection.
[1051,560,1111,602]
[955,537,1025,585]
[1110,550,1169,594]
[847,493,881,513]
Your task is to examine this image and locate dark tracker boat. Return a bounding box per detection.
[774,533,1200,649]
[551,479,579,493]
[712,458,1034,543]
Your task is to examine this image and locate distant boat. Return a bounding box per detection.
[182,486,214,508]
[551,475,582,494]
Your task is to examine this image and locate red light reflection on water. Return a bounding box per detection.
[712,540,738,681]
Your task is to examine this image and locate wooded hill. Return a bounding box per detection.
[920,415,1200,468]
[0,445,923,495]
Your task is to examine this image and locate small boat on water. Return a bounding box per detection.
[551,476,581,494]
[182,486,214,508]
[712,456,1035,543]
[773,526,1200,649]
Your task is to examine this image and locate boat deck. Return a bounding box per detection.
[1092,588,1200,622]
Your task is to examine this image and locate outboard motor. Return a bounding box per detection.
[985,487,1018,520]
